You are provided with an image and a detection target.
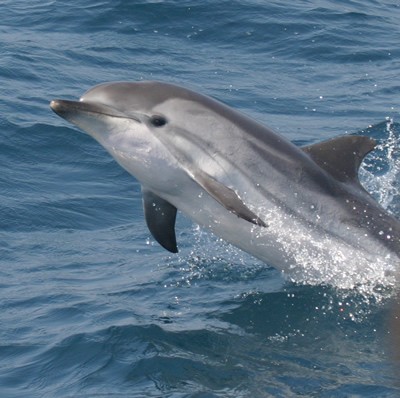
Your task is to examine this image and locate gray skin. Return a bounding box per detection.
[50,81,400,283]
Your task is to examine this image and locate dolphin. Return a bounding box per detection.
[50,81,400,284]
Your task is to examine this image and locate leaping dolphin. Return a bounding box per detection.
[50,81,400,284]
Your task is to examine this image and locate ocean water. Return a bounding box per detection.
[1,0,400,397]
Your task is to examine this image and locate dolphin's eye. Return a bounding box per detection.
[149,115,167,127]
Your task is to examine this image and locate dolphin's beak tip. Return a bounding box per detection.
[50,99,60,112]
[50,99,68,117]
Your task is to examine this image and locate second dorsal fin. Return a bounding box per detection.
[302,135,376,184]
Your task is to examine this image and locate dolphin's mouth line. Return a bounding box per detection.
[50,99,142,123]
[92,112,142,123]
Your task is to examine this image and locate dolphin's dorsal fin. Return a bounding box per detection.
[193,169,267,227]
[142,188,178,253]
[302,135,376,184]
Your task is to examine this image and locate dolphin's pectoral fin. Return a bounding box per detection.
[194,170,267,227]
[302,135,376,184]
[142,188,178,253]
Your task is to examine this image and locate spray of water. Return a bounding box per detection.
[361,118,400,214]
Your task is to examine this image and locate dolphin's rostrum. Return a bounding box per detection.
[50,81,400,283]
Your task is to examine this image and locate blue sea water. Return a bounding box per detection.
[1,0,400,396]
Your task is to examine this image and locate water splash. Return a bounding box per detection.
[174,225,268,286]
[360,118,400,215]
